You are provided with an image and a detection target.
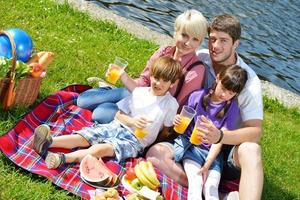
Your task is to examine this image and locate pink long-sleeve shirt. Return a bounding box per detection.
[136,45,205,107]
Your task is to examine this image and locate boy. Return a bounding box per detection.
[32,56,181,169]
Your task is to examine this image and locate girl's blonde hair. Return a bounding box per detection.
[174,9,208,41]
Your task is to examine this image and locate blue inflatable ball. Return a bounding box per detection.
[0,28,33,62]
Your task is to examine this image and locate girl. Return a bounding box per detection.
[77,9,208,123]
[172,65,248,200]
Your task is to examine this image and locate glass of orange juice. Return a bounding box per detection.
[134,128,147,139]
[106,56,128,84]
[174,106,196,134]
[190,116,205,145]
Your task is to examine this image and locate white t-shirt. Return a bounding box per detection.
[197,49,263,128]
[116,87,179,147]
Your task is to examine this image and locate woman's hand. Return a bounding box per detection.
[105,63,125,77]
[173,114,181,126]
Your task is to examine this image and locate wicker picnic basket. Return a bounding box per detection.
[0,30,42,109]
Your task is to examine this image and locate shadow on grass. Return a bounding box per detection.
[263,176,298,200]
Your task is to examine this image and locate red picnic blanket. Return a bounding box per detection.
[0,85,189,199]
[0,85,238,199]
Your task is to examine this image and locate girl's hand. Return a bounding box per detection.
[134,116,152,129]
[197,165,209,183]
[173,114,181,126]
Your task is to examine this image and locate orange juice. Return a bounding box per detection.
[135,128,147,139]
[106,68,121,84]
[174,116,191,134]
[190,127,203,145]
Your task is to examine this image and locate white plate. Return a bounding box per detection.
[121,175,138,193]
[81,174,119,190]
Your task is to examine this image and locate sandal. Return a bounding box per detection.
[45,152,66,169]
[33,124,52,155]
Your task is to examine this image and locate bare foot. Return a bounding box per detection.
[45,152,65,169]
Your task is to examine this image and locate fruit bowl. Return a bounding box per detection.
[121,175,138,193]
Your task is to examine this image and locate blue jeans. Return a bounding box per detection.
[77,87,130,123]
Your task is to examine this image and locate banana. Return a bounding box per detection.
[139,161,160,187]
[146,161,160,186]
[134,163,157,190]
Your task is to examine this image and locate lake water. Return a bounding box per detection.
[89,0,300,95]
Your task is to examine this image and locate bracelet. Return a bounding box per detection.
[215,129,224,144]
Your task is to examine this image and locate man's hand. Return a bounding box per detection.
[199,115,221,144]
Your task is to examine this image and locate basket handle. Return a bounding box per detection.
[0,30,17,79]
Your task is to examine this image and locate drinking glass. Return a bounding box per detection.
[174,106,196,134]
[189,116,205,145]
[106,56,128,84]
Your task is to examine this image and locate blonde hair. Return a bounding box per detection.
[174,9,208,41]
[150,56,182,83]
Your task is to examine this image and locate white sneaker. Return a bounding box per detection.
[226,191,239,200]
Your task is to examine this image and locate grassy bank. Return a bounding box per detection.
[0,0,299,199]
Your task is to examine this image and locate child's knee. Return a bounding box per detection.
[88,143,114,157]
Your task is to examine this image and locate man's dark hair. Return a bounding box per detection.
[208,14,241,42]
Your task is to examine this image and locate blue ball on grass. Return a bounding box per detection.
[0,28,33,62]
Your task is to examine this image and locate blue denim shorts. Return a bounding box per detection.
[76,121,143,163]
[173,135,223,172]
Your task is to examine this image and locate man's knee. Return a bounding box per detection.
[146,143,173,165]
[146,143,171,158]
[237,142,262,166]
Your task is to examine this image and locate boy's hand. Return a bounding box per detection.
[134,116,153,129]
[173,114,181,126]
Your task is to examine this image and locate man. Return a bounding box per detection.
[197,14,263,200]
[146,14,263,200]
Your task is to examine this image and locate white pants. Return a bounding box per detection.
[183,159,221,200]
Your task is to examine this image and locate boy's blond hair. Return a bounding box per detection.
[174,9,208,41]
[150,56,182,83]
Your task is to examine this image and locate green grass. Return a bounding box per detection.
[0,0,299,199]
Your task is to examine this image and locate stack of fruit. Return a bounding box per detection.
[124,161,160,191]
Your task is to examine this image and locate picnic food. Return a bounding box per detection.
[80,154,119,187]
[27,51,54,71]
[94,188,119,200]
[29,63,43,78]
[134,161,160,190]
[125,167,137,182]
[130,178,143,190]
[38,51,54,70]
[126,186,164,200]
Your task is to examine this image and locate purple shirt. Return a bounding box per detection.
[184,89,240,150]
